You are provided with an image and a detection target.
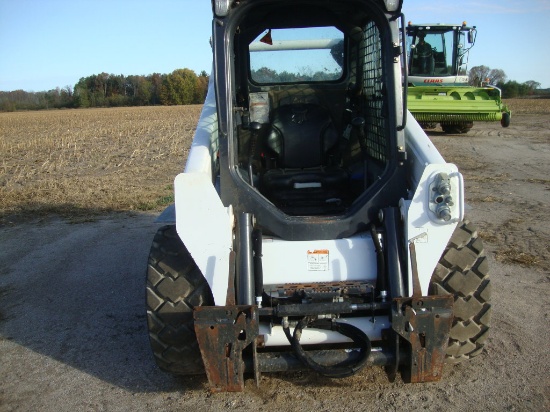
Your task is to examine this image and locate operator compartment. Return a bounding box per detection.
[229,3,398,217]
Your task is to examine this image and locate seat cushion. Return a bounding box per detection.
[261,103,349,214]
[266,104,338,168]
[262,166,349,211]
[262,167,347,191]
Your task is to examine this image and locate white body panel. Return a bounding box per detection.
[404,112,446,188]
[261,234,377,286]
[174,174,233,306]
[175,76,233,305]
[184,75,219,176]
[403,163,463,295]
[401,115,465,295]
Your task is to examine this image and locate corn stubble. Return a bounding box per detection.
[1,99,547,223]
[0,105,202,222]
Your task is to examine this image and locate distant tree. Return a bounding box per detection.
[99,72,109,97]
[45,88,60,108]
[57,86,74,108]
[0,67,243,110]
[468,65,491,86]
[150,73,164,105]
[253,67,279,83]
[108,74,125,97]
[194,71,209,103]
[278,71,298,82]
[524,80,541,95]
[497,80,538,98]
[469,65,507,86]
[127,75,152,105]
[488,68,506,85]
[160,69,197,105]
[74,77,91,107]
[0,102,16,112]
[499,80,520,98]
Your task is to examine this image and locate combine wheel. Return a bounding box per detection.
[419,122,437,130]
[441,122,473,134]
[429,220,491,363]
[146,225,214,375]
[501,112,511,127]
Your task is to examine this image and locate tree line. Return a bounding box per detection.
[1,65,545,112]
[468,65,543,98]
[251,67,341,84]
[0,69,209,112]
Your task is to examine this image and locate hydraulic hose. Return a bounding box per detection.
[283,316,371,378]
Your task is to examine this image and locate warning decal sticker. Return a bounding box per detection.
[307,249,329,271]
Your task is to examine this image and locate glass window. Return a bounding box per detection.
[408,30,455,75]
[249,27,344,84]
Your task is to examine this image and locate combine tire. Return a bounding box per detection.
[441,122,473,134]
[429,220,491,363]
[501,112,511,127]
[419,122,437,130]
[146,225,213,375]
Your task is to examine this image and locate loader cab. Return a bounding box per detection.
[244,25,352,216]
[212,0,407,239]
[406,23,476,79]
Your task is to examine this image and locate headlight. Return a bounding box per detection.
[213,0,232,17]
[383,0,401,12]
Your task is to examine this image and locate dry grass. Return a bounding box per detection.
[504,98,550,114]
[479,218,549,270]
[1,99,549,224]
[0,106,201,223]
[494,248,541,267]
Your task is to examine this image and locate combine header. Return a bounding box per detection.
[406,22,511,133]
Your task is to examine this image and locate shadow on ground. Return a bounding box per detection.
[0,212,210,393]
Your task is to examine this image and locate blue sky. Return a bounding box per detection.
[1,0,549,92]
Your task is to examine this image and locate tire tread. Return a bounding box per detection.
[430,220,491,362]
[146,225,213,375]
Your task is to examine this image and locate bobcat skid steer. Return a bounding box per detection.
[146,0,491,392]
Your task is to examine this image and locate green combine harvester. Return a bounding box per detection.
[406,22,511,133]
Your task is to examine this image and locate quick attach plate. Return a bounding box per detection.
[392,294,454,383]
[194,306,259,392]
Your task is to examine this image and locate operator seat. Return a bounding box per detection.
[261,103,349,214]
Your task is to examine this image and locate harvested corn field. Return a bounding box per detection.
[0,106,200,222]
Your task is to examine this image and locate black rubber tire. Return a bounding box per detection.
[419,122,437,130]
[501,112,511,128]
[429,220,491,363]
[146,225,214,375]
[441,122,473,134]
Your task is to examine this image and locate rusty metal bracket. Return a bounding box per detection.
[391,242,454,382]
[392,294,453,382]
[194,305,259,392]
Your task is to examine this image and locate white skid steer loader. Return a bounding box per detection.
[146,0,491,392]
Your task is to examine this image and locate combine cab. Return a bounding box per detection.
[406,22,511,133]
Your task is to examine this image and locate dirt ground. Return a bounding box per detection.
[0,114,549,411]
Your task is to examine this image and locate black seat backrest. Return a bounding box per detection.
[266,104,338,169]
